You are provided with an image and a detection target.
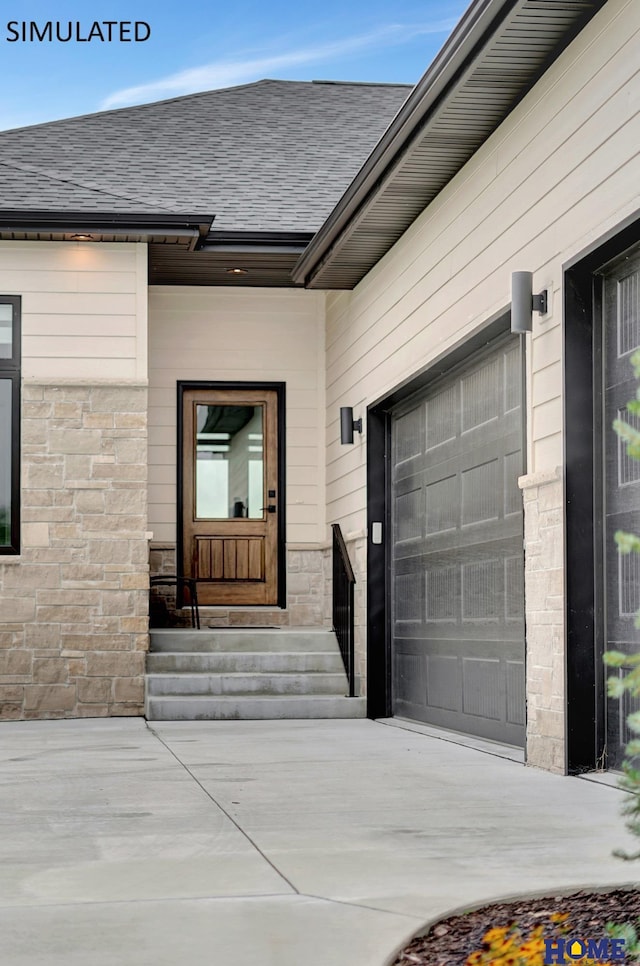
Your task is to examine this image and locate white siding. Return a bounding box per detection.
[148,286,326,545]
[0,241,147,380]
[325,0,640,532]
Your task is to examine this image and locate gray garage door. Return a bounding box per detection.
[391,336,525,746]
[602,247,640,769]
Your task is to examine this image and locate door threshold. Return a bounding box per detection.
[376,717,525,764]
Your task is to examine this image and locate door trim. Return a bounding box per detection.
[177,380,286,609]
[366,309,522,720]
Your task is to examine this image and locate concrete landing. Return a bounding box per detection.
[0,718,635,966]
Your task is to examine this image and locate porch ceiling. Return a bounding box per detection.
[149,231,313,287]
[293,0,609,290]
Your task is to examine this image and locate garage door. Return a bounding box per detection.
[391,336,525,746]
[602,247,640,769]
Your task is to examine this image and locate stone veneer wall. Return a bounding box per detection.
[150,545,330,629]
[0,382,149,720]
[519,469,565,773]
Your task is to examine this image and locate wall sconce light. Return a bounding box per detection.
[340,407,363,444]
[511,271,548,333]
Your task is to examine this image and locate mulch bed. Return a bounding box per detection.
[390,889,640,965]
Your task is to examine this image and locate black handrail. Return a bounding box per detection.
[331,523,356,697]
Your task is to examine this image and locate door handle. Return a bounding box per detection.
[261,505,277,513]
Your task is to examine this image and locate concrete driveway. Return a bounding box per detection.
[0,717,635,966]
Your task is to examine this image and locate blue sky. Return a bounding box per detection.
[0,1,466,130]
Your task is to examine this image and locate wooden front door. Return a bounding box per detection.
[181,386,280,606]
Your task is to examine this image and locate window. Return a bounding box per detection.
[0,296,20,554]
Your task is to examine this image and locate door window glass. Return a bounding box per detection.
[195,404,264,519]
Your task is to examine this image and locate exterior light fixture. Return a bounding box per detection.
[226,267,248,275]
[70,233,95,241]
[511,271,548,333]
[340,407,363,444]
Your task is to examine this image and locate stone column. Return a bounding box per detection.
[0,381,149,720]
[519,468,565,773]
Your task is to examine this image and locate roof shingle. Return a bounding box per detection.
[0,80,411,233]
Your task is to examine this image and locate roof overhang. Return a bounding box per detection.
[149,231,313,286]
[0,213,312,285]
[0,210,214,249]
[293,0,608,290]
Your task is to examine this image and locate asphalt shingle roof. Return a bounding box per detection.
[0,80,411,233]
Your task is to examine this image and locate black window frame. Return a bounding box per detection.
[0,295,21,555]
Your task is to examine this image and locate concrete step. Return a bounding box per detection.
[149,628,338,653]
[146,650,345,674]
[147,671,349,697]
[145,626,360,721]
[145,694,367,721]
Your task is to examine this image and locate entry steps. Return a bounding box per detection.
[145,628,366,720]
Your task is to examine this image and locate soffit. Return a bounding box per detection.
[296,0,608,290]
[149,245,308,287]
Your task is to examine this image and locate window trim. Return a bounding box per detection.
[0,295,21,555]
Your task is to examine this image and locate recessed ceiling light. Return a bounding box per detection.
[226,267,248,275]
[70,233,95,241]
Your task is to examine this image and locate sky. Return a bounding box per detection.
[0,0,467,131]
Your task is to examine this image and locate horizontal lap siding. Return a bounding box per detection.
[326,0,640,531]
[0,241,146,380]
[148,287,325,545]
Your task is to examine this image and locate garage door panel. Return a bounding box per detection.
[395,469,523,548]
[505,555,525,621]
[393,527,523,565]
[461,658,503,720]
[427,654,463,712]
[426,382,459,449]
[394,649,428,708]
[394,572,423,624]
[425,475,459,534]
[391,335,525,747]
[393,639,524,743]
[506,660,526,726]
[461,356,502,431]
[461,460,501,526]
[394,430,522,486]
[425,564,459,623]
[462,558,503,621]
[504,451,524,516]
[394,399,521,484]
[394,405,424,465]
[394,488,424,543]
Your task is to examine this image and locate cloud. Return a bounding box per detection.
[101,19,457,109]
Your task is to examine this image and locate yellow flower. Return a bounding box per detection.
[483,925,510,943]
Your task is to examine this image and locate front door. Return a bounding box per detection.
[180,385,280,606]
